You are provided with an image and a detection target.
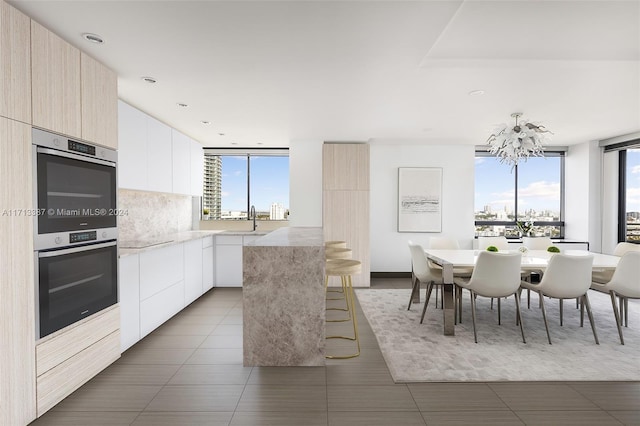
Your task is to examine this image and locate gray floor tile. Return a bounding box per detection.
[421,411,524,425]
[220,315,244,325]
[116,347,196,365]
[329,411,426,425]
[199,334,244,348]
[145,385,244,411]
[229,411,328,426]
[29,411,140,425]
[91,363,181,386]
[131,412,233,426]
[327,385,418,412]
[608,411,640,425]
[489,383,599,411]
[168,364,252,385]
[408,383,508,412]
[570,382,640,410]
[236,385,327,412]
[211,324,243,336]
[326,363,395,386]
[134,334,207,349]
[515,410,624,425]
[52,384,161,412]
[169,313,227,326]
[186,348,244,364]
[153,323,217,336]
[247,367,326,385]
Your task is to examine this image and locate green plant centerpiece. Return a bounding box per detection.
[547,246,560,253]
[486,245,499,252]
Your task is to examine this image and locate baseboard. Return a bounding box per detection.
[370,272,411,279]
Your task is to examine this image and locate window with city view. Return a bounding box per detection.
[202,152,289,221]
[625,148,640,242]
[475,152,564,238]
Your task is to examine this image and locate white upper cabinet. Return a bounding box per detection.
[171,129,191,195]
[190,140,204,197]
[117,101,147,190]
[146,117,172,193]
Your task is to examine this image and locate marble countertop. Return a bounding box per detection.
[118,230,270,256]
[243,227,323,247]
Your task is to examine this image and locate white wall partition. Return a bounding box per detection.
[602,150,620,254]
[289,139,323,227]
[369,143,475,272]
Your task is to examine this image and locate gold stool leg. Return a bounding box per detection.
[326,274,361,359]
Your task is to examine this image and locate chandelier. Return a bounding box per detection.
[486,113,552,168]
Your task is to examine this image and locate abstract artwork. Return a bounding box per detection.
[398,167,442,232]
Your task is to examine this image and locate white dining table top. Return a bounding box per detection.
[424,249,619,270]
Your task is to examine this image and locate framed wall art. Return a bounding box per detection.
[398,167,442,232]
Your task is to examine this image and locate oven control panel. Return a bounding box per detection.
[70,231,97,244]
[68,140,96,156]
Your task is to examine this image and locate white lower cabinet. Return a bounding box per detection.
[118,254,140,351]
[215,236,243,287]
[140,281,185,337]
[184,239,204,305]
[203,237,214,290]
[118,236,216,348]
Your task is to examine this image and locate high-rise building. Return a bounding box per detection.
[203,155,222,219]
[270,202,285,220]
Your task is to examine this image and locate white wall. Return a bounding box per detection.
[370,144,476,272]
[565,141,602,252]
[289,139,323,227]
[602,150,619,254]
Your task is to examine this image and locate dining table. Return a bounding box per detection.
[422,249,620,336]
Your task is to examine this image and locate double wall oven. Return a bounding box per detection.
[33,128,118,339]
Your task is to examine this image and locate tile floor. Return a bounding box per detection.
[31,278,640,426]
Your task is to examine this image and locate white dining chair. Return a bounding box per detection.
[521,254,597,345]
[454,251,525,343]
[522,236,554,250]
[590,251,640,344]
[408,241,442,312]
[592,242,640,284]
[477,236,510,251]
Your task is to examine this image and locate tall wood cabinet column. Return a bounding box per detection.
[322,143,370,287]
[0,117,37,425]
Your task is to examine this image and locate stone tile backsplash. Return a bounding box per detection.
[118,189,193,241]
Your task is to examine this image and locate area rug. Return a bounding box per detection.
[355,288,640,382]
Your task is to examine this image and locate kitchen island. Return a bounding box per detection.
[242,227,325,366]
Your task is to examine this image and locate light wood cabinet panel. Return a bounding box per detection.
[0,1,31,123]
[36,305,119,376]
[322,143,369,191]
[36,331,120,417]
[80,52,117,148]
[31,20,81,138]
[146,116,173,193]
[0,117,36,425]
[119,255,140,352]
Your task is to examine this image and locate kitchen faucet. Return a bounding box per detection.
[250,205,257,231]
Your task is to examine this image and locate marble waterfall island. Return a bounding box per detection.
[243,227,325,366]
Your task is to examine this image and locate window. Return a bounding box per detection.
[202,150,289,221]
[619,147,640,242]
[475,151,564,238]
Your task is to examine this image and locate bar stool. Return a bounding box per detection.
[325,259,361,359]
[325,240,347,249]
[325,247,353,317]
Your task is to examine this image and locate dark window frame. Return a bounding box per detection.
[474,150,566,239]
[611,140,640,244]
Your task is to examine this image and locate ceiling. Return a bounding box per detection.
[10,0,640,148]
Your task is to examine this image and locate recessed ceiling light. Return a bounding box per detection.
[201,121,211,125]
[257,142,263,145]
[82,33,104,44]
[141,76,157,84]
[468,90,485,96]
[231,142,238,145]
[218,133,225,136]
[177,103,188,108]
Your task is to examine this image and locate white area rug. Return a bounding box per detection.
[356,288,640,382]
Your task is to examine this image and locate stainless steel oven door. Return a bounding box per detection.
[33,131,117,250]
[35,240,118,339]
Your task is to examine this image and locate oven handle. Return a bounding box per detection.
[37,147,116,168]
[38,240,117,258]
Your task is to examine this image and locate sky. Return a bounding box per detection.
[221,156,289,212]
[475,155,561,215]
[627,148,640,213]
